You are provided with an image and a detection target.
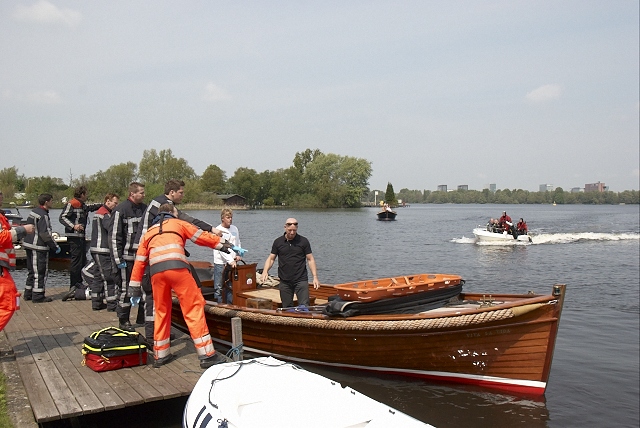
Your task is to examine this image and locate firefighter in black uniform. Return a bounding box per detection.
[23,194,60,303]
[109,182,146,331]
[59,185,101,292]
[77,193,119,310]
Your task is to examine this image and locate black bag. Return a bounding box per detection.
[81,327,148,371]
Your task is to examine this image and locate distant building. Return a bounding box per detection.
[539,184,554,192]
[437,185,447,192]
[585,182,607,192]
[215,194,247,206]
[570,187,584,193]
[484,183,497,193]
[457,185,468,191]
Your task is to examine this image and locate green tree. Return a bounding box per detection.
[385,183,396,206]
[201,164,227,193]
[139,149,196,185]
[227,167,259,204]
[87,162,138,199]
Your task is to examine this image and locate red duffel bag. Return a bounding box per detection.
[81,327,148,372]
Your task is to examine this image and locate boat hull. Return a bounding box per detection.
[172,284,565,395]
[473,228,532,243]
[377,211,397,220]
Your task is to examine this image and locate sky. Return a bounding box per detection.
[1,1,638,192]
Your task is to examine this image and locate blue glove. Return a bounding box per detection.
[55,246,61,254]
[117,261,127,269]
[231,246,247,257]
[130,296,140,307]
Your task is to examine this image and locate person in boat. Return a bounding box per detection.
[516,218,528,235]
[22,194,60,303]
[0,191,34,330]
[498,211,512,234]
[109,182,147,331]
[486,218,499,233]
[384,203,393,212]
[68,193,119,310]
[129,203,233,368]
[59,185,102,292]
[260,218,320,308]
[133,179,221,345]
[213,208,241,304]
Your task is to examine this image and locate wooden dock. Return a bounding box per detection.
[1,286,205,425]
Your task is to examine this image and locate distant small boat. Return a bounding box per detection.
[183,356,433,428]
[377,209,397,220]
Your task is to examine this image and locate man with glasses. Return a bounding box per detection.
[260,218,319,308]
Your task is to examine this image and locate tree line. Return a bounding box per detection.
[1,149,638,208]
[0,148,373,208]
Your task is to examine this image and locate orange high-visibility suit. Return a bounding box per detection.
[130,216,224,362]
[0,213,27,331]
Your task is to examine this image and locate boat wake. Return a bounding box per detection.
[452,232,639,245]
[530,232,639,245]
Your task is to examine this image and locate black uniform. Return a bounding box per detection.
[109,198,147,327]
[81,204,116,310]
[59,198,101,289]
[23,206,59,301]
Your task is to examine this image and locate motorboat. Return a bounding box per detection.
[376,209,397,220]
[182,356,433,428]
[473,227,532,243]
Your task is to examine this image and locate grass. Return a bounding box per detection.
[0,371,13,428]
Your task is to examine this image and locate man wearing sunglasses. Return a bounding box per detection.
[261,218,319,308]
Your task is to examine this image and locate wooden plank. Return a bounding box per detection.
[39,329,104,415]
[20,329,84,420]
[8,331,60,422]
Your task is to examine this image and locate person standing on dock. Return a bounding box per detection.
[59,185,102,292]
[73,193,119,310]
[260,217,320,308]
[0,191,34,330]
[109,182,146,331]
[22,194,60,303]
[133,179,220,344]
[130,203,232,368]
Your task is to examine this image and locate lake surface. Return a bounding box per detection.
[16,204,639,428]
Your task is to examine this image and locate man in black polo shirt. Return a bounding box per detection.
[260,218,319,308]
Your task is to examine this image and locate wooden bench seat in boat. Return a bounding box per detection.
[240,288,328,310]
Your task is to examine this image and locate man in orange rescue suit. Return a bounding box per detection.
[0,190,34,330]
[129,203,233,369]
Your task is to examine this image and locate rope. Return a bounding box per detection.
[225,343,243,360]
[201,302,553,332]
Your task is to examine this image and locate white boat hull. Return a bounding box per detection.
[473,228,532,243]
[183,356,433,428]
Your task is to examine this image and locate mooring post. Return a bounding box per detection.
[231,317,243,361]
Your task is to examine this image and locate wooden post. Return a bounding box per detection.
[231,317,243,361]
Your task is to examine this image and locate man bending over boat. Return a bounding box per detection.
[260,218,319,308]
[129,203,233,369]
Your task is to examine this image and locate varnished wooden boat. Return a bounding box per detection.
[335,273,463,302]
[172,263,566,396]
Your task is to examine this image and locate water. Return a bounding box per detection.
[17,204,639,428]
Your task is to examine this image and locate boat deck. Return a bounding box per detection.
[1,286,203,424]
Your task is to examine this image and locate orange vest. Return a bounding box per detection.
[0,214,17,270]
[130,217,221,289]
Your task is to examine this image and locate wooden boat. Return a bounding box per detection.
[377,209,397,220]
[335,273,463,302]
[183,356,433,428]
[172,263,566,396]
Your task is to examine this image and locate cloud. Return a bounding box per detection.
[12,1,82,26]
[27,90,62,104]
[202,83,231,102]
[525,84,562,102]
